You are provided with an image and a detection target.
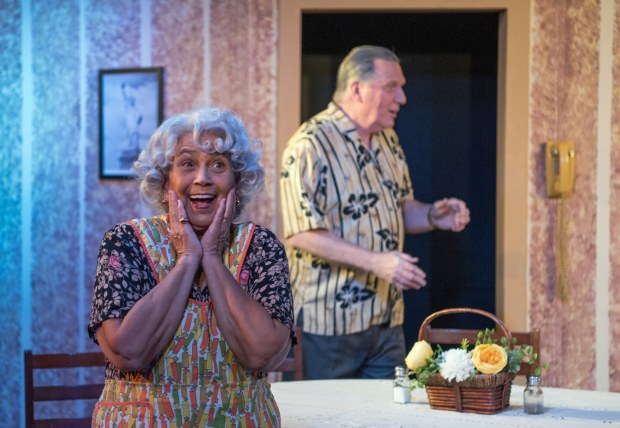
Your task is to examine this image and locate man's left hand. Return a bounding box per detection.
[429,198,470,232]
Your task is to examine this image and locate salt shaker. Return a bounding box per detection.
[393,365,411,404]
[523,374,544,414]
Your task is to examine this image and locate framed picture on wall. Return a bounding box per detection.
[99,67,163,179]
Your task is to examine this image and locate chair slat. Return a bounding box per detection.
[34,417,93,428]
[32,352,105,369]
[270,326,304,381]
[33,384,104,401]
[24,350,105,428]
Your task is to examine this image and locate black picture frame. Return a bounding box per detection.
[99,67,163,179]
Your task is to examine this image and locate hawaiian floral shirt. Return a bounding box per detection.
[280,102,413,336]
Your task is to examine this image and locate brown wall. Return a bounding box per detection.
[530,0,619,391]
[2,0,618,425]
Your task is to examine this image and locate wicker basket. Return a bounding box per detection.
[418,308,516,414]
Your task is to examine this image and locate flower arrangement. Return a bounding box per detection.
[405,328,546,389]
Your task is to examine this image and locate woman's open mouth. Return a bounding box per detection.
[189,194,216,210]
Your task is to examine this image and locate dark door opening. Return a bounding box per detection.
[301,12,498,349]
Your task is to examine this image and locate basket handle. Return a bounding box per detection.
[417,307,513,347]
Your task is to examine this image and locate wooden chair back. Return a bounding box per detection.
[417,308,541,377]
[25,332,302,426]
[270,326,304,381]
[24,350,105,428]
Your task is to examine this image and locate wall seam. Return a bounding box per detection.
[595,0,614,392]
[76,2,88,417]
[203,0,211,106]
[141,0,152,67]
[20,1,33,426]
[77,0,87,354]
[139,0,153,218]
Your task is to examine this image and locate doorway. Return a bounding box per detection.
[301,13,498,348]
[278,0,531,333]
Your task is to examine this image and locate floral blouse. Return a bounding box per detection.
[87,219,293,379]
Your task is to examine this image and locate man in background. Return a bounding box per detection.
[280,45,470,380]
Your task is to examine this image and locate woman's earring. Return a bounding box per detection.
[236,199,240,207]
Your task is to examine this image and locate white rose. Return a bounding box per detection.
[405,340,433,370]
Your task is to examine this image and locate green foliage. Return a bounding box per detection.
[518,340,549,376]
[408,328,548,389]
[410,345,443,390]
[475,328,548,375]
[475,328,496,346]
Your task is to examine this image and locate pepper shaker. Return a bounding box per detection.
[524,374,544,414]
[393,365,411,404]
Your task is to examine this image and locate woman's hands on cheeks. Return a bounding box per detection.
[200,188,235,262]
[168,190,202,263]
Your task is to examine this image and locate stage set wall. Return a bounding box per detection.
[0,0,618,425]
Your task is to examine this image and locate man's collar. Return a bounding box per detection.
[328,101,357,135]
[329,101,381,147]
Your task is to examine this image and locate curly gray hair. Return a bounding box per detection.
[133,106,264,222]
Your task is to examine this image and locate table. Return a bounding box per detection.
[270,379,620,427]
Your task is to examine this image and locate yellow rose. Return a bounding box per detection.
[405,340,433,370]
[472,344,508,374]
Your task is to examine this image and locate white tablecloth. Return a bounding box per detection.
[271,379,620,427]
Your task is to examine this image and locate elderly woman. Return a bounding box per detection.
[88,107,293,426]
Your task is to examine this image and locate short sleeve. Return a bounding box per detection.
[241,226,294,329]
[280,137,331,238]
[87,223,156,342]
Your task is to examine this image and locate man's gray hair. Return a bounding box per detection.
[332,45,400,102]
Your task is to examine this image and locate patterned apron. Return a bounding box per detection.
[92,216,281,428]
